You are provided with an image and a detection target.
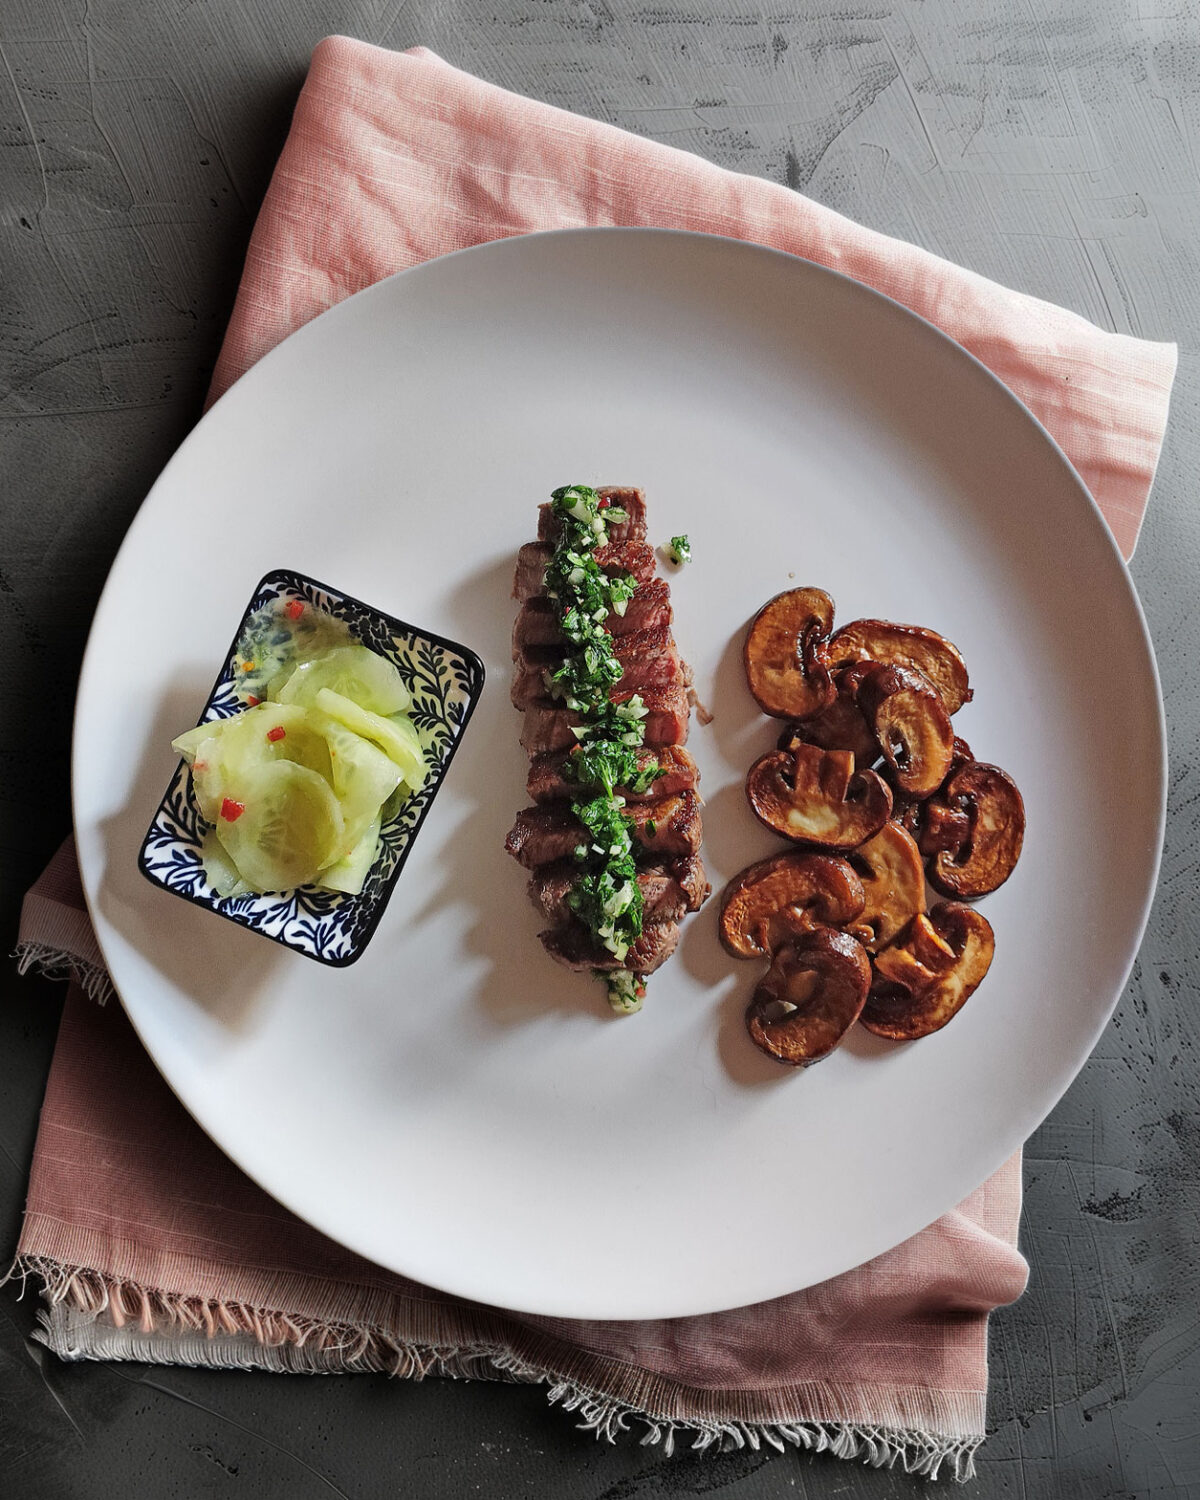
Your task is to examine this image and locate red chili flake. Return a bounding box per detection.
[285,600,305,620]
[597,496,611,508]
[193,759,208,773]
[266,725,286,743]
[220,798,245,823]
[245,694,260,706]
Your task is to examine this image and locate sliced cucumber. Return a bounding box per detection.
[172,723,214,763]
[384,712,428,792]
[200,827,250,899]
[309,710,403,846]
[214,760,345,892]
[223,703,333,781]
[190,735,229,824]
[273,644,410,715]
[176,631,427,897]
[317,814,382,895]
[315,688,427,789]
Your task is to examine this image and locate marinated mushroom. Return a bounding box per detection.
[903,737,973,846]
[720,852,865,959]
[861,902,995,1040]
[787,661,879,763]
[746,742,893,849]
[925,761,1025,899]
[744,587,837,720]
[858,662,955,800]
[829,619,972,715]
[845,822,927,953]
[746,927,872,1066]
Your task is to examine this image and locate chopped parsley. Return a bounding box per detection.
[563,741,663,798]
[544,484,655,1011]
[666,534,692,567]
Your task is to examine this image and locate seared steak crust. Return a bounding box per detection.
[537,487,647,546]
[505,791,702,870]
[510,622,682,709]
[513,540,657,602]
[526,744,699,804]
[529,854,709,927]
[520,682,691,756]
[512,581,671,654]
[540,918,680,974]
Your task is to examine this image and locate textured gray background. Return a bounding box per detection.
[1,2,1197,1497]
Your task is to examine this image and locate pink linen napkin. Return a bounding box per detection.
[10,37,1176,1483]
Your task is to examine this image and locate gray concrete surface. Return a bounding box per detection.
[1,2,1198,1496]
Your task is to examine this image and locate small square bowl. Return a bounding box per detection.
[139,569,485,966]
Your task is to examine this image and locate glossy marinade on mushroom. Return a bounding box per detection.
[724,586,1024,1066]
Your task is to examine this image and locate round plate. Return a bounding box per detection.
[73,230,1165,1319]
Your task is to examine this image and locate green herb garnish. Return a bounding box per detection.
[543,485,654,1008]
[666,534,691,567]
[563,742,664,798]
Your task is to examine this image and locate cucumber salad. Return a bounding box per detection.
[172,605,426,898]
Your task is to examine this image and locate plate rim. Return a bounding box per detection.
[70,227,1168,1317]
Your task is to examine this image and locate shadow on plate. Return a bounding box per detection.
[431,554,619,1028]
[703,619,773,769]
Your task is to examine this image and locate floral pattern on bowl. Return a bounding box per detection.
[139,569,485,966]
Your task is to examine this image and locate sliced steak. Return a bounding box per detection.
[526,744,699,804]
[512,540,658,602]
[540,918,680,975]
[520,681,691,756]
[504,803,582,869]
[537,487,647,546]
[622,791,702,858]
[512,580,672,654]
[510,622,682,709]
[528,853,710,927]
[672,852,712,912]
[505,790,702,869]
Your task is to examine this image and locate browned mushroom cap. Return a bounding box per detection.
[746,742,893,849]
[845,823,926,953]
[720,853,865,959]
[744,588,837,720]
[829,619,972,714]
[746,927,872,1066]
[904,738,973,848]
[861,902,995,1040]
[858,663,955,800]
[925,761,1025,899]
[787,662,879,763]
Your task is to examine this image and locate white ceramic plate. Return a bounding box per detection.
[73,230,1165,1319]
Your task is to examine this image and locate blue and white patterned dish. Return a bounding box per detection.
[139,569,485,966]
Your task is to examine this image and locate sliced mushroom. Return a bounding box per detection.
[829,619,972,714]
[744,587,837,720]
[786,662,879,763]
[720,853,865,959]
[746,742,892,850]
[858,663,955,800]
[861,902,995,1040]
[845,823,927,952]
[925,761,1025,899]
[902,737,973,846]
[746,927,872,1066]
